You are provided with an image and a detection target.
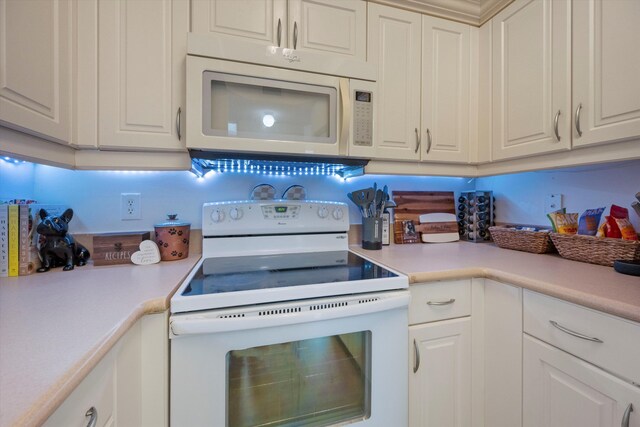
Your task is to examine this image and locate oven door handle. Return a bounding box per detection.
[170,292,410,336]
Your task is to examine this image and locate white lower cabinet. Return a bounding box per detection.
[410,317,472,427]
[408,280,472,427]
[43,312,168,427]
[523,334,640,427]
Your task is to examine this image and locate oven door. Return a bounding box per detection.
[170,290,409,427]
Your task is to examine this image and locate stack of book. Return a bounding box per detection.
[0,201,67,277]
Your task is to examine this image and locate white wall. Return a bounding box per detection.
[1,159,35,201]
[25,164,474,233]
[476,160,640,230]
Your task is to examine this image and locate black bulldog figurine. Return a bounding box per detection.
[36,208,90,272]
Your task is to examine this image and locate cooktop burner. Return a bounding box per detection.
[182,251,398,297]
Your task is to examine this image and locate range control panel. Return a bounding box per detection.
[203,200,350,236]
[353,90,373,147]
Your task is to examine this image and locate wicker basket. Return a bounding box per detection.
[550,233,640,266]
[489,226,555,254]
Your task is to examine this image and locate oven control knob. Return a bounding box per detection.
[210,208,225,223]
[229,207,243,220]
[332,207,344,220]
[317,206,329,219]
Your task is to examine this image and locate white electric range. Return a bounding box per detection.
[170,200,409,427]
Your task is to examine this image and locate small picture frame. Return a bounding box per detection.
[394,219,420,244]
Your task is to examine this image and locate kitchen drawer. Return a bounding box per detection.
[409,280,471,325]
[523,290,640,383]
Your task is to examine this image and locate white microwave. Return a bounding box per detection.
[186,55,376,157]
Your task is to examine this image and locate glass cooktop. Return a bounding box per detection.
[182,251,398,296]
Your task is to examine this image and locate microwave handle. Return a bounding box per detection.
[170,292,409,336]
[339,79,351,146]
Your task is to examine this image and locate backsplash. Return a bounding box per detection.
[3,158,639,233]
[476,160,640,230]
[1,160,473,233]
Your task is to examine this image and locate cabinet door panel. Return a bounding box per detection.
[409,317,471,427]
[573,0,640,147]
[523,335,640,427]
[367,4,421,160]
[288,0,366,59]
[421,16,470,163]
[491,0,571,160]
[99,0,186,151]
[191,0,286,46]
[0,0,70,143]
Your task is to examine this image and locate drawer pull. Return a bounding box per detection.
[622,403,633,427]
[413,339,420,373]
[427,298,455,306]
[549,320,603,343]
[85,407,97,427]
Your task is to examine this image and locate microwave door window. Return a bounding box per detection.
[205,72,336,144]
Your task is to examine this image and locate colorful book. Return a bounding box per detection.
[0,205,8,277]
[18,204,31,275]
[8,205,19,277]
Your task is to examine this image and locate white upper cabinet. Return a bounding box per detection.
[367,3,421,161]
[288,0,366,59]
[572,0,640,148]
[98,0,188,151]
[0,0,71,144]
[191,0,287,47]
[421,16,471,163]
[491,0,571,161]
[191,0,366,59]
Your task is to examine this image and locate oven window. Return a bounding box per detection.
[226,331,372,427]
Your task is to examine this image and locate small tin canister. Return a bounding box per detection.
[154,214,190,261]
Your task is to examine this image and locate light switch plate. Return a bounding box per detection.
[545,194,563,214]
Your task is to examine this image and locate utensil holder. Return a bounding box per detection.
[362,217,383,250]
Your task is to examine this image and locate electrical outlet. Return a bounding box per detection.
[121,193,141,220]
[545,193,563,214]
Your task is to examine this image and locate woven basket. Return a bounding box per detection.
[489,226,555,254]
[550,233,640,266]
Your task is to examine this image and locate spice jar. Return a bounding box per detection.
[154,214,190,261]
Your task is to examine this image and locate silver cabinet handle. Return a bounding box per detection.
[427,298,455,306]
[426,128,432,154]
[622,403,633,427]
[549,320,603,343]
[553,110,561,142]
[414,128,421,153]
[85,407,97,427]
[574,103,583,137]
[293,22,298,49]
[413,339,420,373]
[176,107,182,141]
[277,18,282,47]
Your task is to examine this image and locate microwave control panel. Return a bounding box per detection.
[353,91,373,147]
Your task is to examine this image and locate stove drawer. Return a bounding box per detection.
[409,280,471,325]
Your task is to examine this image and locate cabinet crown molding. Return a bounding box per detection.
[369,0,513,26]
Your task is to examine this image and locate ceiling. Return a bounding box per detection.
[369,0,514,26]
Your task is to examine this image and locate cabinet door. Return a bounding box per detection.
[288,0,366,59]
[572,0,640,148]
[421,16,470,163]
[367,3,421,160]
[0,0,71,144]
[191,0,287,47]
[523,335,640,427]
[98,0,187,151]
[409,317,472,427]
[491,0,571,161]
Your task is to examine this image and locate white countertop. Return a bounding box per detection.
[0,257,199,427]
[351,241,640,323]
